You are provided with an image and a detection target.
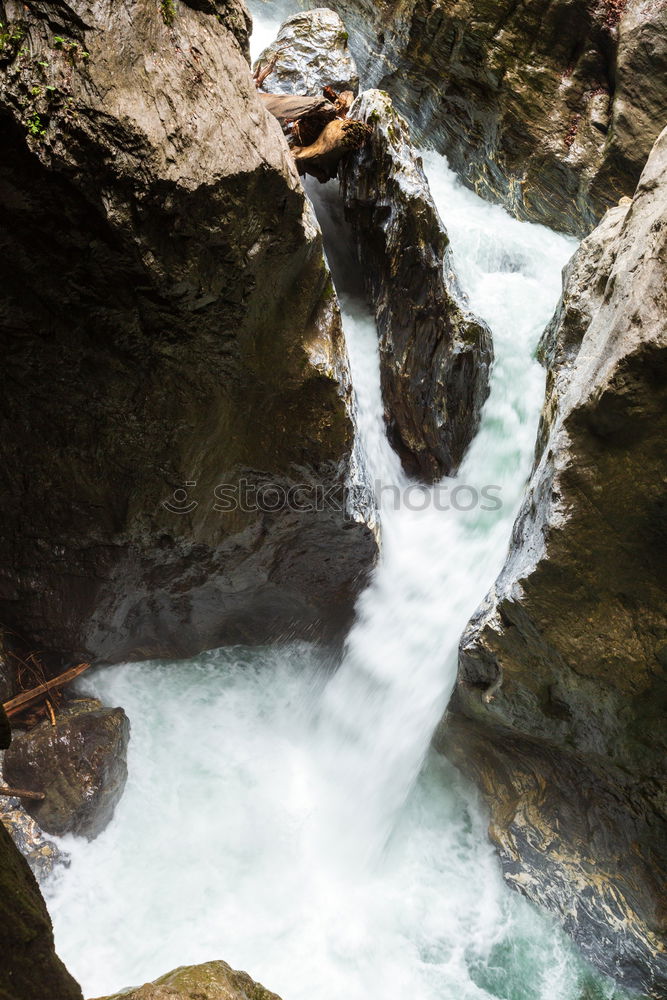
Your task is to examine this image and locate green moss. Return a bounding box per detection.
[160,0,177,27]
[0,823,83,999]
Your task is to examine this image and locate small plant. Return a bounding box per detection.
[160,0,176,27]
[31,85,42,96]
[53,34,89,62]
[0,19,25,59]
[25,110,46,137]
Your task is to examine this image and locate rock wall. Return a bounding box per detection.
[0,707,83,1000]
[341,89,493,480]
[440,126,667,997]
[0,0,376,668]
[293,0,667,235]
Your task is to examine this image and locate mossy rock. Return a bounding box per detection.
[92,960,282,1000]
[0,822,82,999]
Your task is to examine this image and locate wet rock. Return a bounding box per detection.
[255,8,359,96]
[0,707,82,1000]
[0,791,70,880]
[319,0,667,236]
[0,0,376,666]
[440,125,667,997]
[340,89,493,481]
[4,699,130,839]
[93,959,282,1000]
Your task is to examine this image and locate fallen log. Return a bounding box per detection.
[292,118,373,182]
[258,91,336,126]
[2,661,92,719]
[0,785,46,801]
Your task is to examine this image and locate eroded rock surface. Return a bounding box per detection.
[93,959,282,1000]
[4,699,129,839]
[309,0,667,235]
[0,707,83,1000]
[341,89,493,481]
[255,7,359,95]
[0,0,376,667]
[440,126,667,996]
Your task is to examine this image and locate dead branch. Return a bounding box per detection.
[2,662,92,719]
[0,786,46,801]
[253,52,281,90]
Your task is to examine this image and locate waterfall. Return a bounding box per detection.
[42,9,626,1000]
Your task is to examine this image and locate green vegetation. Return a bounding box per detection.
[25,110,46,137]
[160,0,177,27]
[53,35,89,62]
[0,19,24,59]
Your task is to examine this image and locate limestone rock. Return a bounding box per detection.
[255,8,359,96]
[4,699,130,839]
[92,959,282,1000]
[340,89,493,481]
[0,0,376,666]
[318,0,667,235]
[440,126,667,997]
[0,707,82,1000]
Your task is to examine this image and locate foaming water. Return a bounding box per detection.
[45,19,627,997]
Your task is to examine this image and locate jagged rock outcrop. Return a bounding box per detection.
[93,959,282,1000]
[0,0,376,668]
[255,8,359,96]
[439,126,667,996]
[4,699,129,839]
[0,707,83,1000]
[0,786,69,879]
[300,0,667,236]
[341,89,493,481]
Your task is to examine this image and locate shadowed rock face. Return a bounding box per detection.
[341,89,493,481]
[0,0,376,667]
[440,126,667,997]
[93,959,282,1000]
[292,0,667,236]
[0,708,83,1000]
[4,699,130,839]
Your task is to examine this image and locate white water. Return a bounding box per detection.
[43,10,626,1000]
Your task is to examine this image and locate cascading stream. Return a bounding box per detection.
[43,9,628,1000]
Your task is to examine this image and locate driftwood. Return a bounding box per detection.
[0,785,46,801]
[258,92,336,126]
[292,118,373,182]
[2,661,92,719]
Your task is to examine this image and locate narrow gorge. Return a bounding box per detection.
[0,2,665,1000]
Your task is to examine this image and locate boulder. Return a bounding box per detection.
[318,0,667,235]
[3,699,130,839]
[340,89,493,481]
[0,0,376,667]
[92,960,282,1000]
[255,8,359,96]
[0,707,82,1000]
[440,125,667,996]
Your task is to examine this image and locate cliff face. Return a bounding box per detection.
[0,708,83,1000]
[300,0,667,235]
[0,0,376,667]
[341,88,493,481]
[440,126,667,997]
